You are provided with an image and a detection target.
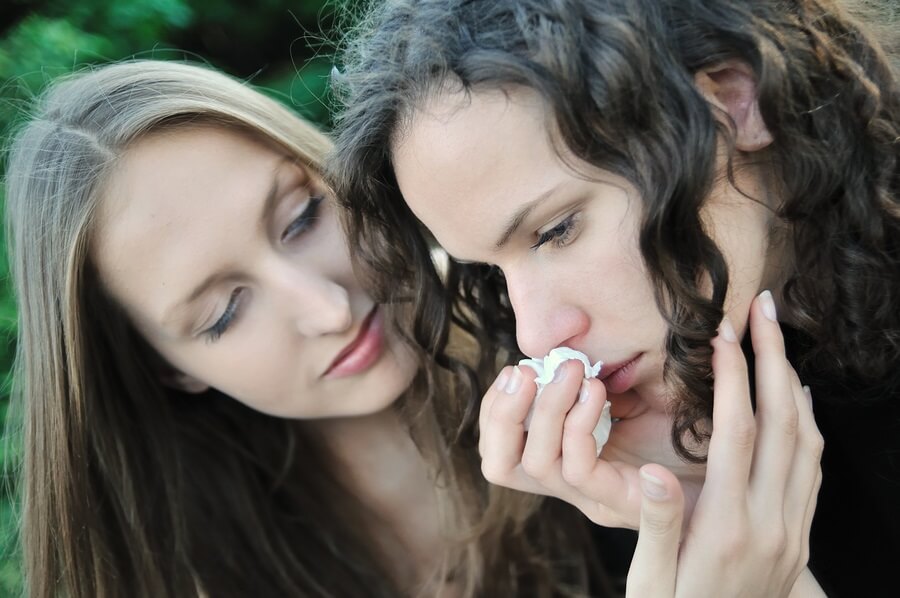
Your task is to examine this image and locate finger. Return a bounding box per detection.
[784,379,824,558]
[479,365,538,486]
[800,465,823,568]
[626,464,685,598]
[520,359,584,480]
[561,377,608,485]
[574,460,645,529]
[748,291,799,505]
[706,316,756,498]
[478,366,514,455]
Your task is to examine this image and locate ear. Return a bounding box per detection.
[693,60,773,152]
[161,370,210,394]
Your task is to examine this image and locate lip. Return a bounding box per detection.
[599,353,642,395]
[323,305,385,378]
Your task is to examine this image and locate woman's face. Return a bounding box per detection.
[392,87,778,435]
[93,126,416,419]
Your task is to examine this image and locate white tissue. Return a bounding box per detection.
[518,347,612,456]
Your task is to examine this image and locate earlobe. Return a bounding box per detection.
[693,60,774,152]
[161,371,210,394]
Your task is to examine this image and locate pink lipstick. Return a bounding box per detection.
[323,306,385,378]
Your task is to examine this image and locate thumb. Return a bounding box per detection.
[626,464,685,598]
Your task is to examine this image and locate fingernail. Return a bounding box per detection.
[640,469,668,501]
[504,366,523,394]
[803,385,813,411]
[494,369,511,391]
[719,316,738,343]
[552,361,568,384]
[578,380,590,403]
[760,290,778,322]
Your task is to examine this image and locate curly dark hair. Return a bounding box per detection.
[328,0,900,461]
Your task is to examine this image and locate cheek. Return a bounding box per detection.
[709,220,770,336]
[576,219,660,324]
[165,334,298,413]
[700,174,773,325]
[383,336,419,394]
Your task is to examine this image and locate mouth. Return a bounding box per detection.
[598,353,643,395]
[322,305,384,378]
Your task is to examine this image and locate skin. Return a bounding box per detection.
[88,106,822,595]
[392,85,781,514]
[92,126,452,592]
[94,127,416,419]
[389,78,824,594]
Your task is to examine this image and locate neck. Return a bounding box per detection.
[314,406,428,492]
[311,405,451,592]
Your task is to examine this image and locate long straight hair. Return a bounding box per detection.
[5,61,599,597]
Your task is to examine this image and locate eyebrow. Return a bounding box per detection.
[257,164,285,230]
[494,182,564,250]
[163,164,288,333]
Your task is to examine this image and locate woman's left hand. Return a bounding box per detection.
[626,462,825,597]
[625,296,825,597]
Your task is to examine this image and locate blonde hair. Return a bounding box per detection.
[5,60,600,597]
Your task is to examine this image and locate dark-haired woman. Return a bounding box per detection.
[329,0,899,595]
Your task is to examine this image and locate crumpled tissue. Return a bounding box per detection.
[518,347,612,456]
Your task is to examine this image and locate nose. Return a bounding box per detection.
[267,260,353,337]
[504,268,589,358]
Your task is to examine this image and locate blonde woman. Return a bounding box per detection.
[4,60,610,597]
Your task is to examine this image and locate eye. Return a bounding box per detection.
[531,213,579,250]
[204,288,245,342]
[281,195,324,243]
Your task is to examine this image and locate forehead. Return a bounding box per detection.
[391,87,570,258]
[92,127,286,329]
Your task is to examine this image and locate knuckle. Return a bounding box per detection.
[561,462,588,487]
[760,405,801,442]
[520,453,551,479]
[761,527,787,559]
[773,404,800,439]
[562,415,584,435]
[729,419,757,450]
[803,430,825,461]
[813,432,825,457]
[533,393,566,417]
[642,511,680,537]
[480,460,511,485]
[717,526,749,562]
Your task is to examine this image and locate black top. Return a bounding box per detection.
[788,328,900,598]
[589,326,900,597]
[807,385,900,597]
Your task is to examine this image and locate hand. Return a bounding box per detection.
[478,357,644,528]
[626,463,824,597]
[613,294,827,596]
[478,348,698,529]
[478,292,822,535]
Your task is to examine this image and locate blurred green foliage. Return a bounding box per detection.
[0,1,341,593]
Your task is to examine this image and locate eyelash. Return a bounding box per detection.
[205,288,243,342]
[282,194,324,243]
[203,194,324,343]
[531,213,578,250]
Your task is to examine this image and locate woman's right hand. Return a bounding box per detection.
[478,291,825,595]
